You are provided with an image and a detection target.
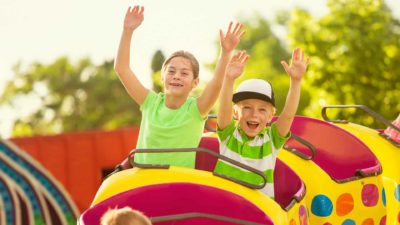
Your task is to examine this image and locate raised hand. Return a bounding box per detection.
[220,22,245,53]
[280,48,310,81]
[226,51,249,80]
[124,5,144,31]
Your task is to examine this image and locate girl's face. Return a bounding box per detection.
[162,57,198,97]
[234,99,274,138]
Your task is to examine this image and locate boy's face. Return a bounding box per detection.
[234,99,274,138]
[162,56,199,97]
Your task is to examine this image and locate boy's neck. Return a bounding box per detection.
[237,124,267,141]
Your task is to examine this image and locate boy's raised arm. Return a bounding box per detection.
[114,5,149,105]
[217,51,249,130]
[197,22,245,117]
[275,48,310,137]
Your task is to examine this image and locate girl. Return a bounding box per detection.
[114,5,244,168]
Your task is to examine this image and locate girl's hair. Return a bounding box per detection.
[101,207,152,225]
[162,50,200,79]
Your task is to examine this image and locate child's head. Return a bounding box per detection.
[100,207,152,225]
[232,79,276,138]
[161,51,199,97]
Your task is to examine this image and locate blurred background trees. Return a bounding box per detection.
[0,58,141,136]
[150,50,165,93]
[1,0,399,137]
[287,0,400,126]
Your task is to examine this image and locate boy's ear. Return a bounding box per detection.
[267,112,273,122]
[233,105,239,118]
[266,107,275,122]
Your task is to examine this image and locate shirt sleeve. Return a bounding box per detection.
[216,120,236,142]
[189,97,207,121]
[269,122,291,150]
[140,91,157,112]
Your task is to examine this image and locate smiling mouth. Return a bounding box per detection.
[170,83,183,87]
[247,121,259,129]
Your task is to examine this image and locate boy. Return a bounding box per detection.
[101,207,152,225]
[215,48,309,197]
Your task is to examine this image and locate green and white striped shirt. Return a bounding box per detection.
[214,120,289,198]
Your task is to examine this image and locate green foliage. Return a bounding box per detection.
[287,0,400,127]
[150,50,165,92]
[151,50,165,73]
[1,57,141,137]
[151,71,163,93]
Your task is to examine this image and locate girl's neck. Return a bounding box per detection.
[164,94,188,109]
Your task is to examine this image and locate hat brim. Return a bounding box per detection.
[232,91,275,106]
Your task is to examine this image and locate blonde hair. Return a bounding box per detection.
[100,207,152,225]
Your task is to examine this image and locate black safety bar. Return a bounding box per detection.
[283,133,317,160]
[322,105,400,132]
[129,148,267,189]
[150,212,265,225]
[207,115,317,160]
[322,105,400,147]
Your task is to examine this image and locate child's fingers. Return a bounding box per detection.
[232,52,241,60]
[281,61,289,73]
[127,6,132,14]
[239,51,247,59]
[132,6,138,13]
[238,31,245,39]
[235,23,243,35]
[305,57,311,66]
[219,30,224,41]
[241,55,250,64]
[227,22,233,34]
[292,48,300,61]
[231,51,246,64]
[139,6,144,14]
[232,22,241,35]
[236,51,245,59]
[238,51,249,63]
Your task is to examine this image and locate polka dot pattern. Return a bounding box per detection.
[299,205,308,225]
[361,218,374,225]
[362,184,379,207]
[308,182,387,225]
[311,195,333,217]
[336,193,354,216]
[395,185,400,202]
[381,188,386,206]
[342,219,356,225]
[398,211,400,223]
[379,216,386,225]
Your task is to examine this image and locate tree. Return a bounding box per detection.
[0,57,141,137]
[150,50,165,92]
[287,0,400,127]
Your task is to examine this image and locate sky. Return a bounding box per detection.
[1,0,399,138]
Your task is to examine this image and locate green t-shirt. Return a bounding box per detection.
[135,91,206,168]
[214,121,289,198]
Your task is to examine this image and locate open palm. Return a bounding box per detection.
[124,5,144,30]
[220,22,245,53]
[281,48,310,80]
[226,51,249,80]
